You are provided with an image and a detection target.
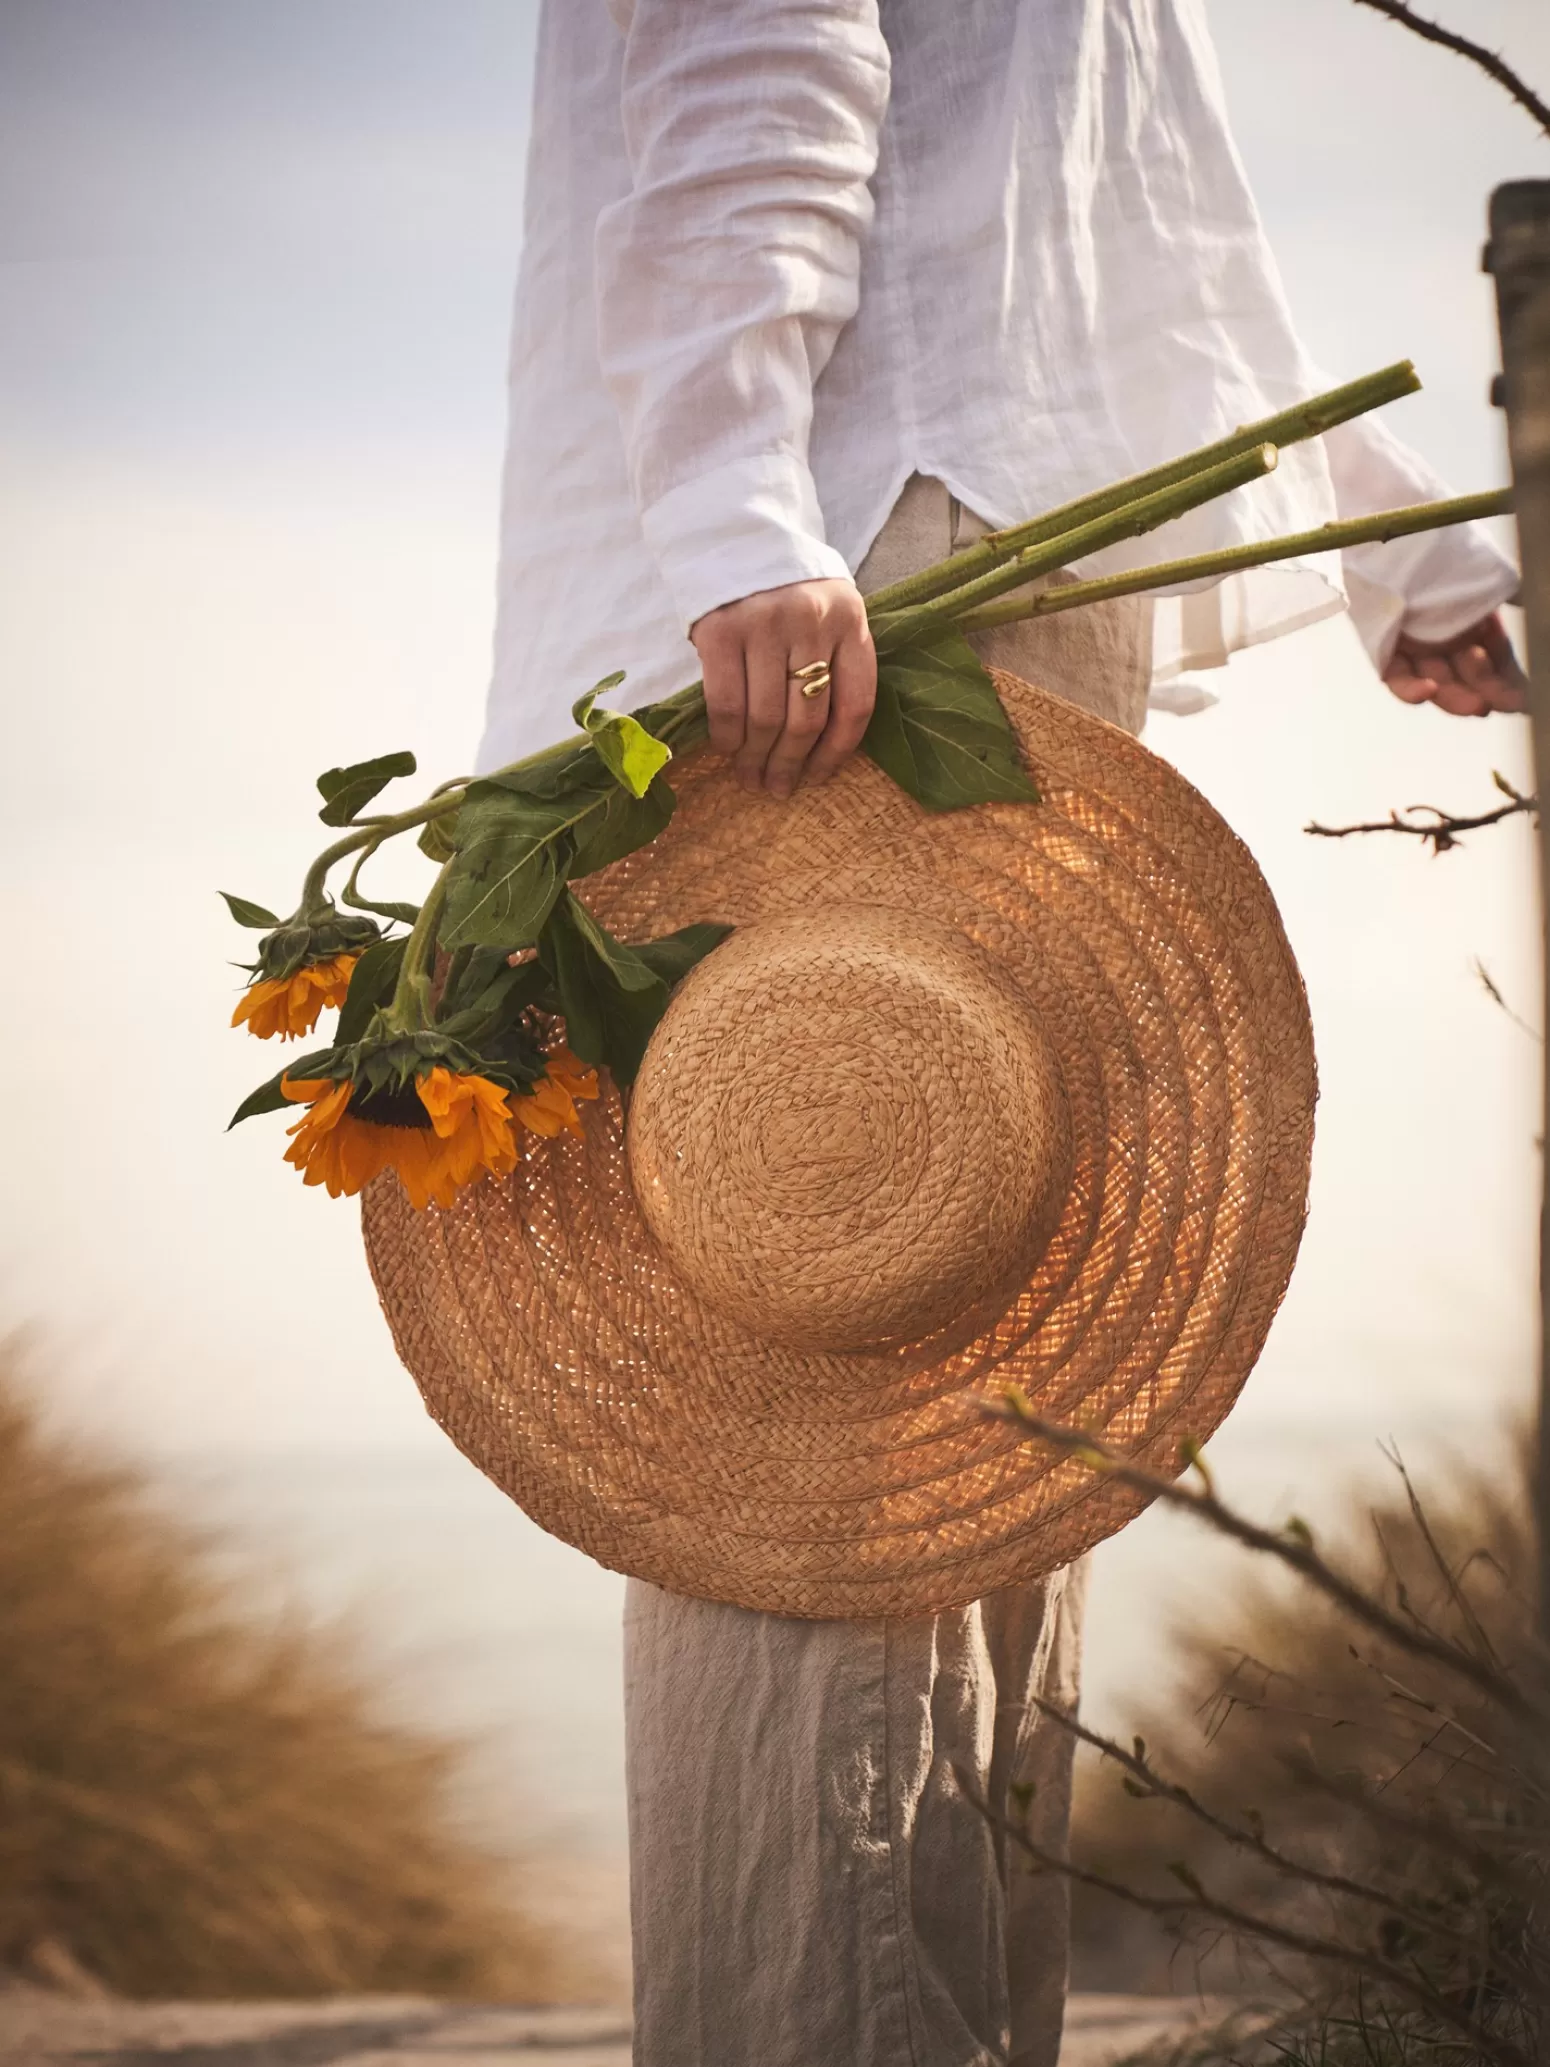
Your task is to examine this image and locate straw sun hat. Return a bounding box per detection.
[363,669,1315,1619]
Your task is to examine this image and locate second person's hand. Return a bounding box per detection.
[1383,611,1527,717]
[690,577,877,799]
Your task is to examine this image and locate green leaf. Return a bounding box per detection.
[440,787,581,952]
[439,945,512,1020]
[534,902,728,1083]
[629,921,732,986]
[354,899,422,926]
[572,675,674,800]
[334,936,408,1048]
[436,949,551,1040]
[863,631,1040,812]
[480,739,597,803]
[1178,1434,1215,1497]
[227,1047,339,1129]
[221,891,281,929]
[418,810,459,863]
[462,731,676,911]
[569,771,676,878]
[316,750,418,826]
[537,890,671,1085]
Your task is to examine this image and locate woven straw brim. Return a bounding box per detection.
[363,672,1315,1619]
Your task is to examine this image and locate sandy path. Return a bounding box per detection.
[0,1988,1233,2067]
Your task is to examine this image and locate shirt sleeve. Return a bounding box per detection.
[1323,411,1519,672]
[594,0,890,633]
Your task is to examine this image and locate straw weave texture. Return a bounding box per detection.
[363,672,1315,1619]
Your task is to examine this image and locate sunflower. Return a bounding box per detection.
[512,1047,600,1139]
[280,1049,601,1210]
[415,1065,522,1196]
[234,954,360,1041]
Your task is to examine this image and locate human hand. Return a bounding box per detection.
[1382,611,1527,718]
[690,577,876,799]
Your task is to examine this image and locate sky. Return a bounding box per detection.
[2,0,1548,1494]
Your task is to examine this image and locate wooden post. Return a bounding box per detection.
[1486,181,1550,1642]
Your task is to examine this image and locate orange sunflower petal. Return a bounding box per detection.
[409,1070,518,1202]
[232,978,290,1040]
[280,1074,343,1107]
[235,953,360,1042]
[282,1063,527,1210]
[544,1047,600,1104]
[512,1076,580,1139]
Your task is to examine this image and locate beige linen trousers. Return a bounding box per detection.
[624,477,1153,2067]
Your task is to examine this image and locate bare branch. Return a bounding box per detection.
[1030,1694,1537,1989]
[1382,1445,1506,1668]
[973,1392,1544,1724]
[1474,959,1542,1042]
[1351,0,1550,139]
[954,1768,1536,2067]
[1283,1753,1536,1891]
[1306,781,1537,853]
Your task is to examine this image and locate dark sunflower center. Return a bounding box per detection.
[350,1079,433,1130]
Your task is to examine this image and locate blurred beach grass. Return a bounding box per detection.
[0,1341,565,2001]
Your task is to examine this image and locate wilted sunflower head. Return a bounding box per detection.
[343,1027,501,1117]
[252,902,383,985]
[232,953,362,1042]
[282,1018,557,1209]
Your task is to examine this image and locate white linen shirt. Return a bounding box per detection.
[479,0,1516,772]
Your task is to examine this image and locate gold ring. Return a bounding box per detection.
[790,660,832,699]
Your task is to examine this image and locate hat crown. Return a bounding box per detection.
[625,906,1073,1353]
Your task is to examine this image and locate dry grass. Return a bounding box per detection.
[0,1343,563,2000]
[1068,1433,1537,2030]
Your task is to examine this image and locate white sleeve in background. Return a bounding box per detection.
[594,0,890,634]
[1324,411,1520,672]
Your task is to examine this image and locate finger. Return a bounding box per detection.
[1428,677,1490,718]
[1482,673,1530,713]
[734,625,790,793]
[803,621,877,788]
[763,664,832,799]
[1451,641,1497,690]
[694,619,748,759]
[1475,614,1517,670]
[1384,662,1434,706]
[1413,655,1458,693]
[1479,620,1530,703]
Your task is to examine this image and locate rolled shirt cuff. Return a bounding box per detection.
[1343,520,1520,673]
[640,451,852,633]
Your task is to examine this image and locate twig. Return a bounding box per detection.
[1351,0,1550,140]
[1306,777,1537,853]
[954,1769,1535,2067]
[1028,1694,1535,1988]
[974,1393,1543,1723]
[1475,959,1543,1042]
[1383,1446,1505,1669]
[1282,1754,1536,1891]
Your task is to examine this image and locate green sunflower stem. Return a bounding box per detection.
[301,826,383,913]
[341,836,399,922]
[869,443,1281,655]
[945,487,1515,634]
[386,860,454,1029]
[281,413,1501,934]
[864,359,1422,617]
